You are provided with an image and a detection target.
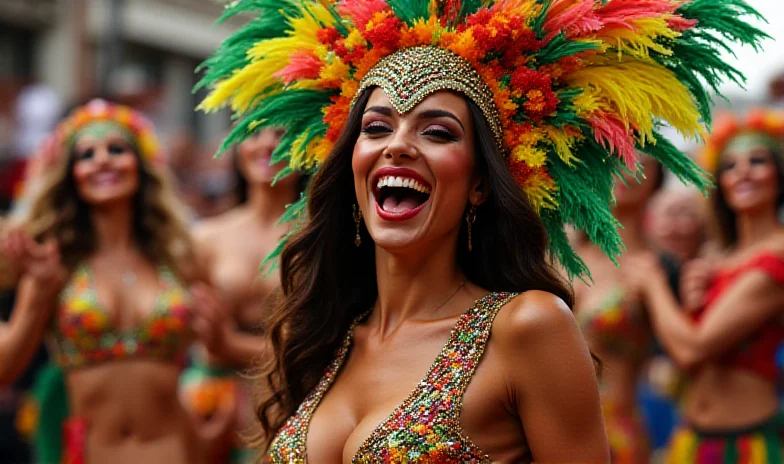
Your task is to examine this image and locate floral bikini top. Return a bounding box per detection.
[267,292,531,464]
[577,286,650,361]
[50,262,192,369]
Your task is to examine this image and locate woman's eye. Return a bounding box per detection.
[108,144,127,155]
[720,161,736,172]
[422,126,457,142]
[361,122,392,135]
[749,156,768,166]
[76,148,94,160]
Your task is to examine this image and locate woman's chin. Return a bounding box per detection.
[368,229,426,254]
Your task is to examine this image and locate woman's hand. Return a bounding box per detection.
[190,282,233,360]
[5,232,67,305]
[181,385,237,464]
[679,258,716,312]
[621,252,668,298]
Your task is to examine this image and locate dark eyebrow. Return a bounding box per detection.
[363,106,394,116]
[418,109,465,131]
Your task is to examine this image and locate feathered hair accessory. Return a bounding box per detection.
[198,0,766,277]
[701,108,784,173]
[58,99,163,165]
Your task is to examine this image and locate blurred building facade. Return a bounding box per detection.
[0,0,235,148]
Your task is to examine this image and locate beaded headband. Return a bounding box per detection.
[355,46,504,151]
[57,99,163,165]
[198,0,767,277]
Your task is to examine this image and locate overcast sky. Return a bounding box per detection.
[718,0,784,100]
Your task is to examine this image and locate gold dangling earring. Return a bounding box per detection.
[466,205,477,252]
[353,204,362,247]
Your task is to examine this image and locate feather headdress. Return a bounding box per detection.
[701,108,784,173]
[58,99,163,165]
[198,0,767,277]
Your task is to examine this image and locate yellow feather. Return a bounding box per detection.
[200,2,334,114]
[566,56,702,143]
[512,145,547,168]
[596,18,678,61]
[543,126,580,164]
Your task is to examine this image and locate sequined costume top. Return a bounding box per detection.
[267,292,530,463]
[693,252,784,381]
[577,286,650,360]
[50,262,192,368]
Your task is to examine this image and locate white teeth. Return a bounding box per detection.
[375,175,431,194]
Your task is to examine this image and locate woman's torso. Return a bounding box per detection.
[683,248,784,430]
[574,247,651,463]
[574,248,651,409]
[199,210,284,339]
[268,292,532,464]
[66,362,197,464]
[52,258,196,464]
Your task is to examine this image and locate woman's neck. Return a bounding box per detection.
[243,181,298,226]
[615,208,648,253]
[91,202,135,253]
[372,235,465,337]
[735,208,782,250]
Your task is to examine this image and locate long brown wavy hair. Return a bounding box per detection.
[19,136,195,278]
[255,88,575,449]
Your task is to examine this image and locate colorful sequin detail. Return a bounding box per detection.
[268,292,526,463]
[51,263,191,368]
[577,286,650,360]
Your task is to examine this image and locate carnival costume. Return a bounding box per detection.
[17,100,193,464]
[577,286,650,463]
[198,0,766,462]
[666,111,784,464]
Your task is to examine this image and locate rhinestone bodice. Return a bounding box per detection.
[267,292,527,463]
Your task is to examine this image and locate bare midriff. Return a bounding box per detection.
[684,364,779,430]
[67,360,198,464]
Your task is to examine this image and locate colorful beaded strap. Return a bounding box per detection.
[268,292,520,463]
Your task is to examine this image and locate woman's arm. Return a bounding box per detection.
[498,291,609,463]
[0,277,57,385]
[0,237,65,386]
[629,253,784,370]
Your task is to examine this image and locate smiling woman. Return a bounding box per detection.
[0,100,229,464]
[628,109,784,463]
[196,1,766,462]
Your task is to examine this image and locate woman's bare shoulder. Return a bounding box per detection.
[493,290,578,349]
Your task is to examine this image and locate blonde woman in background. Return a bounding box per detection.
[0,100,231,464]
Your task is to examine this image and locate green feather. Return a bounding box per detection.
[658,0,770,125]
[459,0,492,19]
[217,88,333,155]
[534,33,600,65]
[261,196,308,272]
[552,88,586,129]
[217,0,298,23]
[386,0,431,26]
[640,131,712,194]
[195,7,296,92]
[531,0,552,40]
[548,139,625,266]
[542,209,590,281]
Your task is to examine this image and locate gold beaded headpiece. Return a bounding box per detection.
[198,0,766,277]
[355,46,504,150]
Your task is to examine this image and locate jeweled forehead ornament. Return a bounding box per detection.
[355,46,504,152]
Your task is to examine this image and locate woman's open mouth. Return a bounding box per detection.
[372,170,432,221]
